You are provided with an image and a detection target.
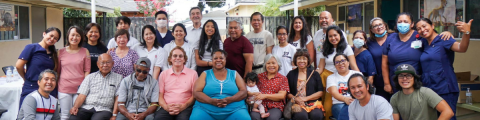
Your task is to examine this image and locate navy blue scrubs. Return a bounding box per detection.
[367,34,395,100]
[420,35,458,120]
[156,29,174,47]
[383,31,423,92]
[355,50,377,78]
[18,43,58,106]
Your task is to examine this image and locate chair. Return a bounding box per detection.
[2,66,14,75]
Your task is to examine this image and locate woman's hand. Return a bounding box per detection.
[255,94,268,101]
[439,31,454,40]
[456,19,473,34]
[384,84,393,94]
[344,97,354,105]
[294,97,307,105]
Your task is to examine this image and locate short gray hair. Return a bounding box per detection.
[38,69,58,82]
[264,54,282,72]
[228,19,243,30]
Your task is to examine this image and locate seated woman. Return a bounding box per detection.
[250,54,290,120]
[190,50,250,120]
[286,50,324,120]
[327,54,362,120]
[352,30,376,85]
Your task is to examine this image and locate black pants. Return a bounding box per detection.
[196,66,212,76]
[250,108,282,120]
[293,108,324,120]
[69,108,112,120]
[153,107,192,120]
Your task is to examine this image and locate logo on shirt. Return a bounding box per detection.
[250,38,265,45]
[283,52,291,59]
[291,43,298,47]
[338,82,348,96]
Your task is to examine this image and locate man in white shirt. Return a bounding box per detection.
[313,11,348,67]
[347,73,393,120]
[185,7,203,44]
[245,12,274,74]
[107,16,139,49]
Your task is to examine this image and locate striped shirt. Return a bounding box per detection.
[17,90,59,120]
[77,71,123,112]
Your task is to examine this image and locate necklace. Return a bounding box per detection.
[37,91,52,120]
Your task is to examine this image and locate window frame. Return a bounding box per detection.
[336,0,374,35]
[0,2,30,41]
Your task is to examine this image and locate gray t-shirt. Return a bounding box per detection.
[117,77,159,113]
[245,30,275,66]
[348,95,393,120]
[390,87,443,120]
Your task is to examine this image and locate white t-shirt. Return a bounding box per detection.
[319,47,354,73]
[131,43,168,75]
[246,85,260,93]
[272,44,297,76]
[313,29,349,66]
[186,26,203,45]
[348,95,394,120]
[327,70,362,104]
[163,41,196,70]
[106,36,139,49]
[245,30,275,66]
[290,35,313,49]
[193,39,224,61]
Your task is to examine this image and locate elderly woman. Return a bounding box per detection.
[108,29,139,77]
[190,49,250,120]
[250,54,290,120]
[286,50,324,120]
[155,46,198,119]
[327,54,362,120]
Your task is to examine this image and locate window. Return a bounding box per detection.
[465,0,479,38]
[338,1,374,35]
[0,3,30,40]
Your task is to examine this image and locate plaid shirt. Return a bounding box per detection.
[257,72,290,112]
[77,71,123,112]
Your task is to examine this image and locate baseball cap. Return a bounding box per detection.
[394,64,419,78]
[136,57,151,68]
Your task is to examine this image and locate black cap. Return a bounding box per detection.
[136,57,151,68]
[394,64,419,78]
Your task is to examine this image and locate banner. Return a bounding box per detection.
[424,0,456,26]
[0,3,15,31]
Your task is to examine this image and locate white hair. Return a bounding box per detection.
[264,54,283,72]
[228,19,243,30]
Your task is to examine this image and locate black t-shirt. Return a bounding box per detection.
[83,42,108,73]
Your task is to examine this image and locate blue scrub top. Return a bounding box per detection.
[354,49,377,77]
[420,35,458,94]
[18,43,57,97]
[156,30,174,47]
[383,31,423,91]
[367,33,395,88]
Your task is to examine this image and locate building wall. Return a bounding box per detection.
[228,5,259,16]
[46,7,64,49]
[453,40,480,75]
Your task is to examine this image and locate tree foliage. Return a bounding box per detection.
[197,0,226,12]
[135,0,173,17]
[63,7,122,18]
[256,0,325,16]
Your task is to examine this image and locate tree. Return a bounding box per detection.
[135,0,173,17]
[63,7,122,18]
[256,0,325,16]
[197,0,226,12]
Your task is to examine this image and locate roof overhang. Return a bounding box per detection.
[279,0,366,11]
[3,0,114,12]
[225,3,265,13]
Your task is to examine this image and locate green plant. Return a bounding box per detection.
[256,0,325,16]
[135,0,172,17]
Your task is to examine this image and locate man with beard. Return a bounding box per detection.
[17,69,60,120]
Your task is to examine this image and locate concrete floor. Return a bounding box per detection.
[456,107,480,120]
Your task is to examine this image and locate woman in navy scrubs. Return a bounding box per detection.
[16,27,61,106]
[416,18,473,120]
[381,12,453,94]
[352,30,376,85]
[367,17,395,100]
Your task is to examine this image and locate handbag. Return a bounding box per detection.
[283,70,315,119]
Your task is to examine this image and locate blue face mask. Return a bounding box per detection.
[375,30,387,38]
[353,39,364,49]
[397,23,411,34]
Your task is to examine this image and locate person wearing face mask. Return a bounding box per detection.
[185,7,203,44]
[351,30,376,89]
[155,11,174,47]
[416,18,473,120]
[107,16,140,49]
[381,12,453,94]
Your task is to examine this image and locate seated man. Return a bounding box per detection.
[17,69,60,120]
[390,64,454,120]
[116,57,159,120]
[347,73,393,120]
[69,54,123,120]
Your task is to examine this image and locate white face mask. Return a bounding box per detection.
[353,39,365,49]
[156,20,167,28]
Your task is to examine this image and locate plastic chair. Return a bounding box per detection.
[2,66,14,75]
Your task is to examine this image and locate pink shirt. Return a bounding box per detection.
[159,66,198,104]
[58,48,91,93]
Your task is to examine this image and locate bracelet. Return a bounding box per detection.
[118,104,125,106]
[149,104,160,107]
[112,114,117,117]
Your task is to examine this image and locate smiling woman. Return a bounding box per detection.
[108,29,139,78]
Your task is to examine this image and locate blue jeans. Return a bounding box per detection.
[332,103,349,120]
[116,113,154,120]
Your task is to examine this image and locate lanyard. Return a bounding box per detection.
[38,91,52,120]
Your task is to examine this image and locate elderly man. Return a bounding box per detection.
[223,19,254,78]
[107,16,139,49]
[313,11,348,67]
[116,57,159,120]
[185,7,203,44]
[245,12,274,74]
[17,69,60,120]
[69,54,123,120]
[347,73,393,120]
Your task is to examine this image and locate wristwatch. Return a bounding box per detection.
[112,114,117,117]
[465,31,470,35]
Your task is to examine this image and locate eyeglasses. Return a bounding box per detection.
[372,23,384,29]
[398,74,413,79]
[172,54,184,58]
[334,59,347,65]
[136,69,148,74]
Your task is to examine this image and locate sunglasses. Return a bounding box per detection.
[136,69,148,74]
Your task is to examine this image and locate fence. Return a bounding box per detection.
[63,17,155,45]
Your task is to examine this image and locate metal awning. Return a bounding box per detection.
[279,0,365,11]
[3,0,114,12]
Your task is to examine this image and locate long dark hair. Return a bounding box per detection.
[288,16,311,48]
[394,12,414,33]
[394,73,422,90]
[172,23,187,42]
[85,23,106,47]
[44,27,62,71]
[66,25,85,47]
[198,20,221,58]
[323,25,347,58]
[415,18,438,33]
[141,25,160,49]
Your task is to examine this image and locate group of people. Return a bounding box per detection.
[14,5,474,120]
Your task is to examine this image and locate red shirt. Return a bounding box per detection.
[257,72,290,112]
[223,36,253,76]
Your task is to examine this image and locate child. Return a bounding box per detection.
[245,72,270,118]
